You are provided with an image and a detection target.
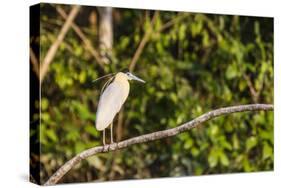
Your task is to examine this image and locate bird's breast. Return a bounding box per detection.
[95,80,130,131]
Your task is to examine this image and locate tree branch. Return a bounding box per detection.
[129,11,159,72]
[44,104,273,185]
[128,12,189,72]
[158,13,189,32]
[243,74,259,102]
[40,5,80,84]
[55,6,105,70]
[30,47,39,78]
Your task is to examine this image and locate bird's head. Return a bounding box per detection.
[117,69,145,83]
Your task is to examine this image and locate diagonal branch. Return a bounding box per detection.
[55,6,105,70]
[44,104,273,185]
[129,11,159,72]
[30,47,40,78]
[121,11,159,144]
[243,74,259,102]
[119,12,189,147]
[40,5,80,84]
[158,12,189,32]
[128,12,189,72]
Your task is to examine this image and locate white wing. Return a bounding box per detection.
[95,82,129,131]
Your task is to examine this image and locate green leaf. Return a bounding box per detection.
[246,136,258,151]
[75,142,86,153]
[208,148,219,168]
[232,134,240,150]
[243,156,252,172]
[41,98,49,111]
[85,124,99,137]
[239,80,247,91]
[202,31,210,47]
[41,112,50,123]
[222,141,232,151]
[184,139,194,150]
[46,130,58,142]
[178,24,186,40]
[120,36,130,49]
[66,131,80,141]
[210,125,219,136]
[78,71,86,83]
[191,147,200,157]
[226,64,237,80]
[219,152,229,166]
[262,142,273,160]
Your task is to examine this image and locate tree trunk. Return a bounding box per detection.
[98,7,113,64]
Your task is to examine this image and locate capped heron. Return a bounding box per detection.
[95,71,145,145]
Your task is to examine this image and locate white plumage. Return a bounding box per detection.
[96,79,129,130]
[95,72,145,145]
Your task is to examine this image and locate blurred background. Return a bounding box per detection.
[30,3,273,184]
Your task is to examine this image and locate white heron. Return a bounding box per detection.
[95,71,145,145]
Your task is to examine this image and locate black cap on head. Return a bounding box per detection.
[121,68,130,73]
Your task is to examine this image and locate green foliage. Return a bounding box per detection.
[36,4,273,183]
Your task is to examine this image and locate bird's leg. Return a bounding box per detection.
[110,123,114,144]
[103,129,106,146]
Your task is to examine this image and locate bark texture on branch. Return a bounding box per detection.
[44,104,273,185]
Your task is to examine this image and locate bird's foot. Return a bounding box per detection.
[102,144,111,152]
[110,138,115,144]
[109,141,118,150]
